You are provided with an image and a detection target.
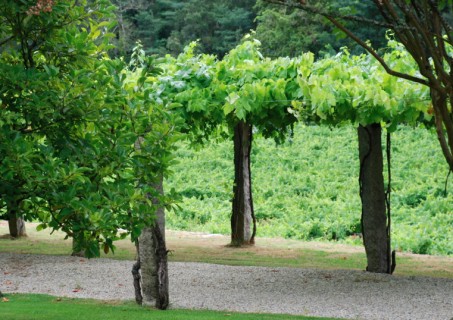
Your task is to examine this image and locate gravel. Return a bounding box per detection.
[1,252,452,320]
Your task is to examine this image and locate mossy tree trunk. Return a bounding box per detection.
[231,120,256,246]
[135,177,169,309]
[358,123,390,273]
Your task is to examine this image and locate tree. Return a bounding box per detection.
[108,0,150,58]
[295,46,429,273]
[267,0,452,274]
[218,39,302,245]
[358,123,389,273]
[125,44,180,309]
[0,0,119,240]
[369,1,453,175]
[0,0,177,260]
[1,1,179,309]
[255,0,338,57]
[159,39,300,245]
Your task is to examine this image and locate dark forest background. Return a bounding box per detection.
[110,0,387,59]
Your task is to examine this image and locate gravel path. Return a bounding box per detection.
[1,252,452,320]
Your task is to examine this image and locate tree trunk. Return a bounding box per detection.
[358,124,389,273]
[71,232,86,257]
[431,89,453,172]
[136,177,169,309]
[231,121,256,246]
[7,200,26,238]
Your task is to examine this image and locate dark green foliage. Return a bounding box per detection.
[0,1,178,256]
[254,0,387,57]
[255,0,337,57]
[113,0,256,57]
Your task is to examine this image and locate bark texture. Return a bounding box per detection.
[231,121,256,246]
[136,177,169,309]
[432,89,453,170]
[358,124,389,273]
[132,258,142,305]
[7,201,26,238]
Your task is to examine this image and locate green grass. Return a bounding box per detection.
[165,124,453,255]
[0,294,341,320]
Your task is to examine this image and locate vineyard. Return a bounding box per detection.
[166,124,453,256]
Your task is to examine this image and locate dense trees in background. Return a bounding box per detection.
[255,0,387,57]
[111,0,390,59]
[111,0,255,57]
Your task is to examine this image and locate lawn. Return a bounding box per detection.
[0,294,341,320]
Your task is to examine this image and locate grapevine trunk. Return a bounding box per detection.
[231,121,256,246]
[358,124,389,273]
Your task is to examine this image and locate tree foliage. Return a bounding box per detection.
[0,0,178,256]
[295,40,430,129]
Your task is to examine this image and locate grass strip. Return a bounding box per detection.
[0,294,342,320]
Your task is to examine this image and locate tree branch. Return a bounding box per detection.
[0,35,14,47]
[326,15,429,87]
[265,0,431,87]
[265,0,416,30]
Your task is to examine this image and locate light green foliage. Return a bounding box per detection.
[146,42,222,144]
[217,37,299,141]
[157,39,446,255]
[297,41,430,129]
[166,124,453,256]
[150,38,300,144]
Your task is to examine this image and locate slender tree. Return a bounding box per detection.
[150,39,300,246]
[295,47,429,273]
[126,46,180,309]
[218,39,300,245]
